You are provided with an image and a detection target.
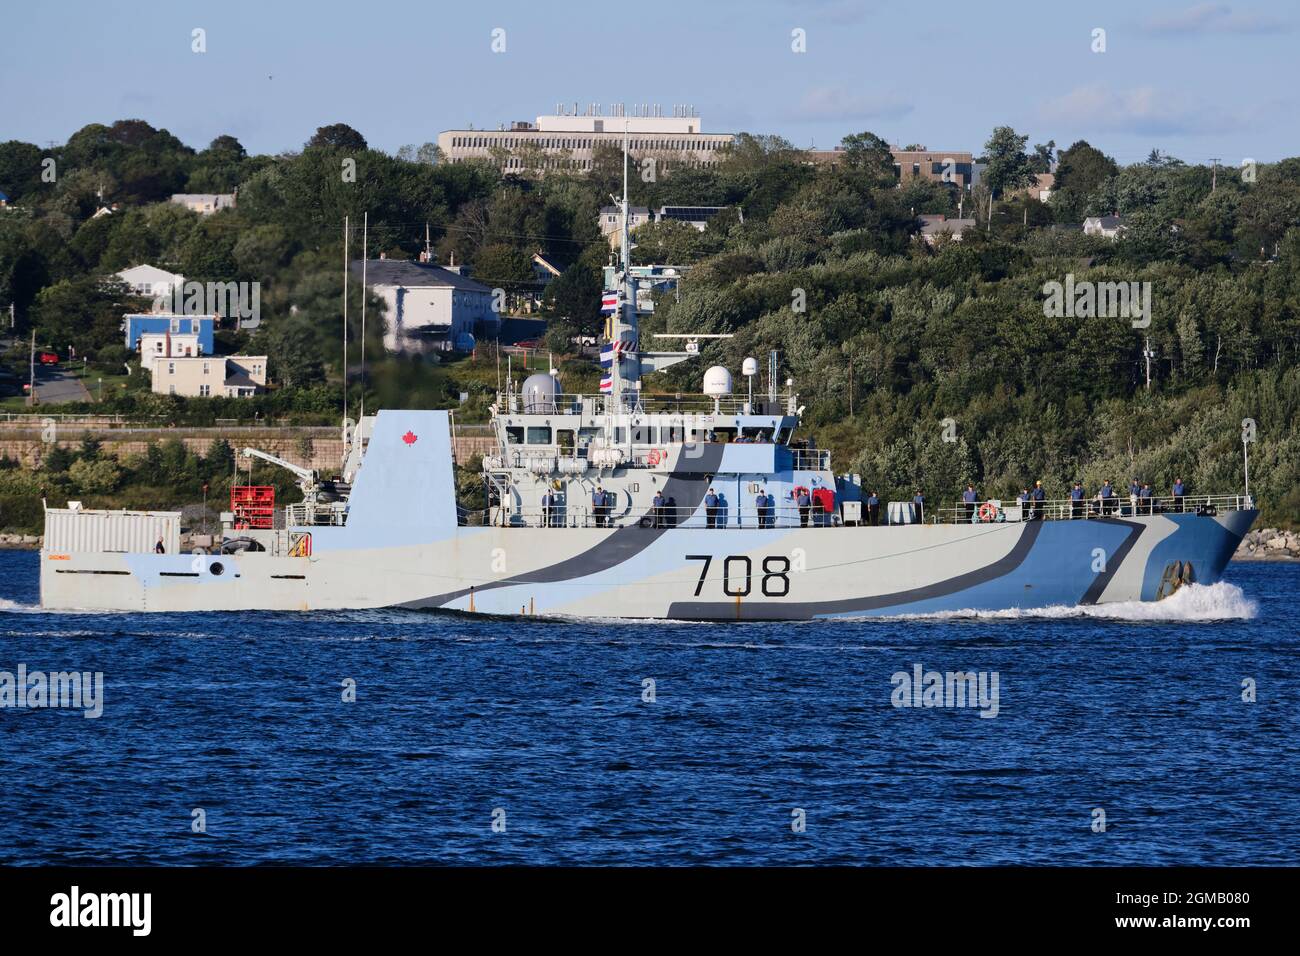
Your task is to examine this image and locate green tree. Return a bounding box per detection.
[981,126,1036,198]
[306,124,368,152]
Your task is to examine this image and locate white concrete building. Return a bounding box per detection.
[439,105,733,175]
[115,265,184,308]
[150,355,267,397]
[354,258,496,354]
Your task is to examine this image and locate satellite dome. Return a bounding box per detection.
[703,365,733,396]
[742,357,759,376]
[522,373,559,412]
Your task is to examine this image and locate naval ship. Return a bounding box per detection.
[38,138,1257,618]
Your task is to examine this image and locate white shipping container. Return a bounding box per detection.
[44,508,181,554]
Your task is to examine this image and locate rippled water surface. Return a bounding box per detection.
[1,550,1296,865]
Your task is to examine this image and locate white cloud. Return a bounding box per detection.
[1143,3,1291,35]
[1038,84,1244,136]
[792,86,913,123]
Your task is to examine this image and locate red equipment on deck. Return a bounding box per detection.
[231,486,275,529]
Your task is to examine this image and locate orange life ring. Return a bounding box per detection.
[647,449,663,465]
[977,502,998,522]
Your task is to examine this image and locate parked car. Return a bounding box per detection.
[38,351,59,366]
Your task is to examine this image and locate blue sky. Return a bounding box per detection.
[2,0,1296,164]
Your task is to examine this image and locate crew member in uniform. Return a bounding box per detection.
[1030,481,1045,520]
[963,484,978,522]
[1172,477,1185,513]
[652,489,665,528]
[867,491,880,527]
[704,487,719,529]
[796,488,811,527]
[1139,482,1153,515]
[1099,479,1115,515]
[1070,481,1085,519]
[593,485,606,527]
[755,488,769,528]
[912,490,925,524]
[1129,478,1141,516]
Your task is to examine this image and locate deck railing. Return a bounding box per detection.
[935,493,1253,524]
[469,492,1253,529]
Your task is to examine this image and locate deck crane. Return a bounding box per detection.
[241,447,318,498]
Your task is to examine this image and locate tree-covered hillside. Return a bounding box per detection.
[1,121,1298,525]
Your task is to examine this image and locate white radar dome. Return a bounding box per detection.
[703,365,733,396]
[522,372,559,412]
[742,357,759,376]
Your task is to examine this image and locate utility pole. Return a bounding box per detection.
[1209,158,1220,192]
[1143,336,1153,391]
[28,329,35,406]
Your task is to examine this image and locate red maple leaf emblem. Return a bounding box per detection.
[402,430,418,445]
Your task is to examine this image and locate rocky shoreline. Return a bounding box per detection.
[1233,527,1300,561]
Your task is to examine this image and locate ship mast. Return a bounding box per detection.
[609,122,640,409]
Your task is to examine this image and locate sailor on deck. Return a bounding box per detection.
[593,485,607,527]
[1099,479,1115,515]
[1070,481,1085,519]
[912,490,925,524]
[1172,477,1185,513]
[1030,481,1045,520]
[962,484,978,522]
[867,491,880,527]
[796,488,812,527]
[704,488,720,529]
[652,489,665,528]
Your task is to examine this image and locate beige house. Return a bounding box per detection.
[917,214,977,244]
[150,355,267,398]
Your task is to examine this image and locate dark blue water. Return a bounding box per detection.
[1,549,1296,865]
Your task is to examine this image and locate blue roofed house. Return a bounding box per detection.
[125,314,216,358]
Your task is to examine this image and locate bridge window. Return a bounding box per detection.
[526,426,552,445]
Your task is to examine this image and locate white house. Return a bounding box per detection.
[353,258,496,354]
[170,193,236,215]
[150,355,267,397]
[1084,215,1126,240]
[139,330,203,359]
[115,265,184,309]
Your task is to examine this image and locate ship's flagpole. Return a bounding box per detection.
[342,215,349,423]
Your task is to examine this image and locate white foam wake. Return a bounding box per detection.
[889,582,1257,622]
